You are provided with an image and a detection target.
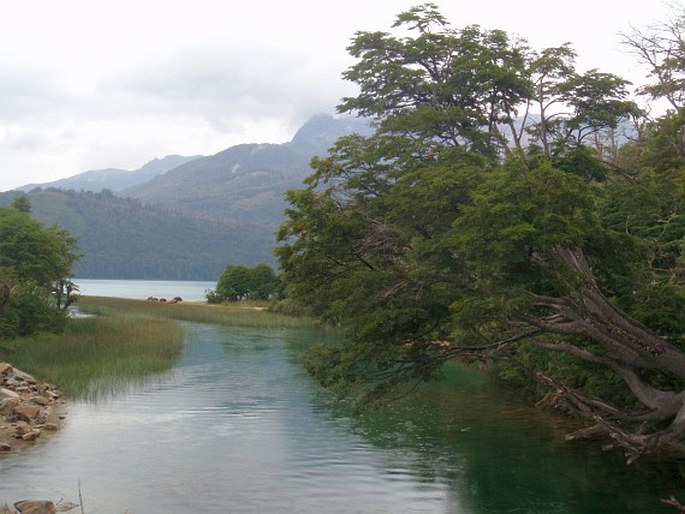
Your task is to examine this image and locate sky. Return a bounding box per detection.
[0,0,676,192]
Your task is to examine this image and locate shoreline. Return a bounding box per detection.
[0,363,65,456]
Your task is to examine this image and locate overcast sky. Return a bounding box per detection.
[0,0,675,191]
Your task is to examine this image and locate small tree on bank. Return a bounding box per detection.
[0,202,79,339]
[210,263,280,302]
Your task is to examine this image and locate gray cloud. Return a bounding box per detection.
[105,41,354,132]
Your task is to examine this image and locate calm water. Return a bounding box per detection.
[75,278,216,301]
[1,286,684,512]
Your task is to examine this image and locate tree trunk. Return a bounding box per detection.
[524,246,685,461]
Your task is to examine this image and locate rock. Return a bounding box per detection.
[0,363,12,377]
[21,430,41,441]
[0,398,20,416]
[30,396,49,406]
[0,504,16,514]
[0,443,11,451]
[0,388,20,400]
[41,423,58,432]
[13,421,32,436]
[13,501,56,514]
[12,404,42,423]
[54,501,78,512]
[11,369,37,384]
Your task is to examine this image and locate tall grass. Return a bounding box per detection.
[0,296,329,399]
[0,315,184,399]
[77,296,326,330]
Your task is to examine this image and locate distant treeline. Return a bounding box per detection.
[0,188,276,280]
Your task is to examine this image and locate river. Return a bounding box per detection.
[1,280,684,512]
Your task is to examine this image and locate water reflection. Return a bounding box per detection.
[0,322,683,513]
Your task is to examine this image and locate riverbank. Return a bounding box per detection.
[0,363,64,454]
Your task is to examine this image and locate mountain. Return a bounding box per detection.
[121,115,373,226]
[17,154,202,193]
[0,189,275,280]
[4,114,371,280]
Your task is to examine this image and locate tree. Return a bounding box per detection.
[623,11,685,110]
[277,5,685,462]
[251,263,279,300]
[217,265,255,301]
[11,195,31,214]
[213,263,279,302]
[0,206,79,338]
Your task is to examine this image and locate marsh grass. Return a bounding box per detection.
[77,296,326,330]
[0,296,329,399]
[0,315,184,399]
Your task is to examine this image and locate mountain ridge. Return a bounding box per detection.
[6,114,372,279]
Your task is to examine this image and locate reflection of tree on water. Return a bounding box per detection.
[307,362,685,514]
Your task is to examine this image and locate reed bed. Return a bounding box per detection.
[0,316,184,399]
[77,296,325,330]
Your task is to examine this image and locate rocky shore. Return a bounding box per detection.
[0,363,71,513]
[0,362,64,453]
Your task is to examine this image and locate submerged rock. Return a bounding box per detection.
[13,501,56,514]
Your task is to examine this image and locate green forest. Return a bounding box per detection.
[0,188,276,279]
[276,4,685,463]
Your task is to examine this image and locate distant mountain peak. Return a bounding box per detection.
[289,114,373,155]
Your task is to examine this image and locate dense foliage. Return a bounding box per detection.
[0,200,78,339]
[277,4,685,462]
[0,189,275,279]
[211,263,280,302]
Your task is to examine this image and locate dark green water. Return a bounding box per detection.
[0,321,683,513]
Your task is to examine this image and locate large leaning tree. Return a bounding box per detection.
[276,3,685,463]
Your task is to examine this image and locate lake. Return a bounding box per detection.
[75,278,216,301]
[1,280,684,512]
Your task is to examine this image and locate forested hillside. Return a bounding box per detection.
[0,189,274,279]
[122,114,372,225]
[6,115,371,280]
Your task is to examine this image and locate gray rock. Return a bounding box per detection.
[10,370,37,384]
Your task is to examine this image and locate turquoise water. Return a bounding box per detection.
[1,289,684,512]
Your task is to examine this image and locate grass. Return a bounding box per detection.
[0,315,184,399]
[76,296,326,330]
[0,296,328,400]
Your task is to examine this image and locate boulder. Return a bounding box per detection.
[10,369,37,384]
[30,396,49,407]
[13,421,32,436]
[0,398,20,416]
[12,405,43,423]
[0,443,11,451]
[13,501,56,514]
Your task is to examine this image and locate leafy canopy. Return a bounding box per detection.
[277,4,685,460]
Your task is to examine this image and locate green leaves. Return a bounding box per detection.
[215,263,279,301]
[0,207,78,338]
[278,5,685,441]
